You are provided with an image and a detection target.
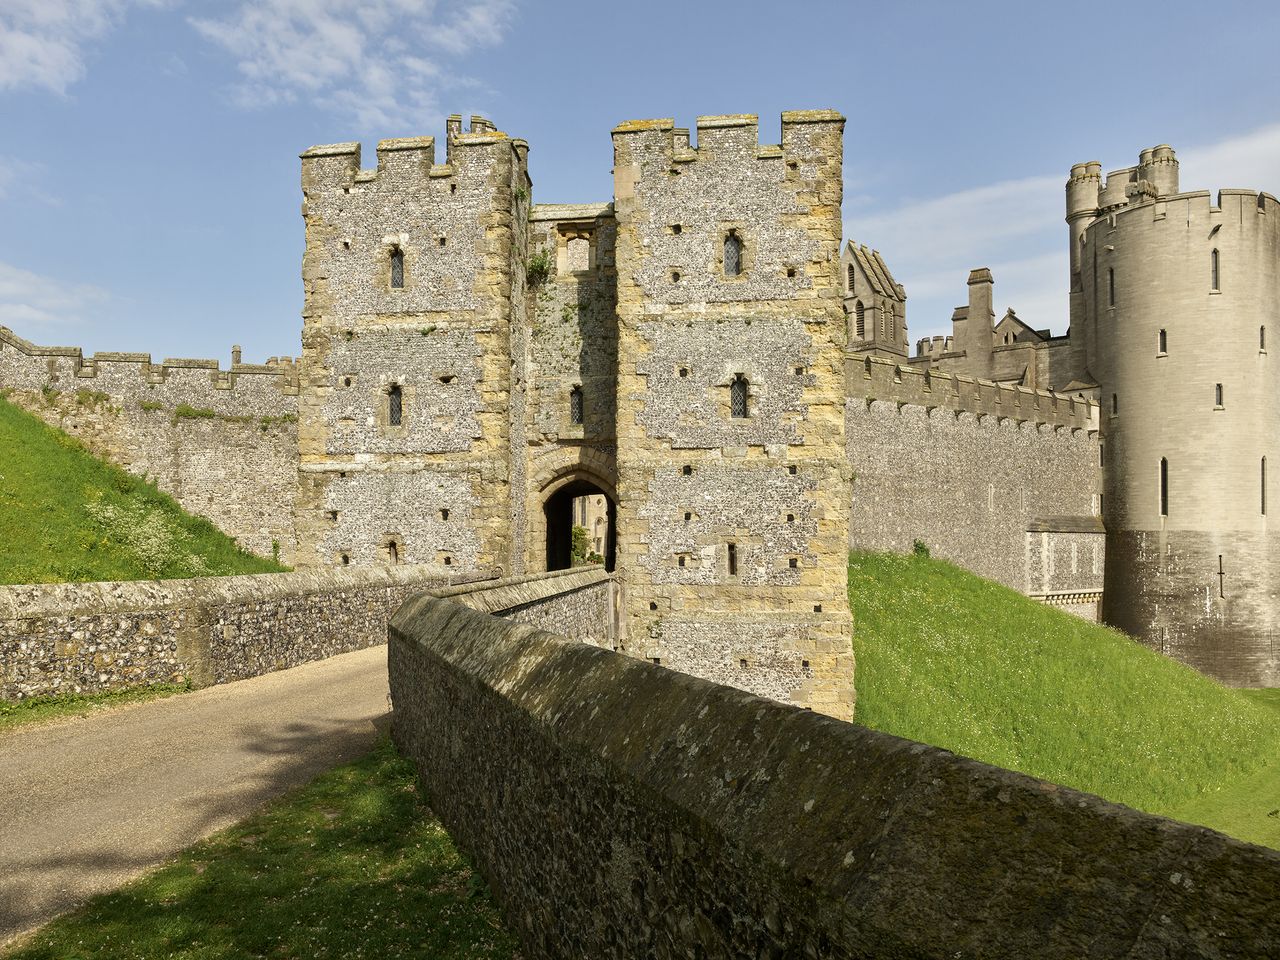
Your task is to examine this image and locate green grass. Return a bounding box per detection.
[6,738,518,960]
[0,395,286,584]
[849,550,1280,849]
[0,684,190,733]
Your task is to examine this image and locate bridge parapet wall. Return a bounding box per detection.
[389,598,1280,959]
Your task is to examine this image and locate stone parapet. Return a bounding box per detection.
[390,598,1280,958]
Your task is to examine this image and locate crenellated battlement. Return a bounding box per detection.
[848,353,1098,432]
[0,325,299,392]
[300,113,513,194]
[611,110,844,168]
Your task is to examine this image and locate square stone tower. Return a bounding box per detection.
[611,112,855,719]
[295,116,529,573]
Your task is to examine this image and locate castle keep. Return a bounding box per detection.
[1,113,1271,702]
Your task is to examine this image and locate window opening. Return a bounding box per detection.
[1215,383,1224,407]
[569,385,584,425]
[854,300,865,338]
[1211,248,1220,291]
[847,263,855,292]
[1263,458,1268,516]
[730,374,749,419]
[724,230,743,277]
[1158,328,1167,353]
[390,247,404,289]
[388,384,403,426]
[727,542,737,576]
[1160,457,1169,517]
[1108,267,1115,306]
[388,540,400,564]
[1262,326,1268,351]
[1111,393,1118,416]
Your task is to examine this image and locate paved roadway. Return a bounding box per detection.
[0,646,391,947]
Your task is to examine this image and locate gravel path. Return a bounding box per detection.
[0,646,390,947]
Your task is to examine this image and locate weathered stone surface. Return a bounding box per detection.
[390,600,1280,959]
[0,566,478,699]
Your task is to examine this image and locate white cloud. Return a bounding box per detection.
[847,122,1280,344]
[0,0,164,95]
[191,0,515,129]
[0,261,109,330]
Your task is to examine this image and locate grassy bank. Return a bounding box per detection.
[848,550,1280,849]
[0,395,285,584]
[6,738,518,960]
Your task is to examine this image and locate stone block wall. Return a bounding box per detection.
[295,117,529,575]
[389,597,1280,959]
[611,112,854,720]
[846,381,1103,602]
[433,566,616,648]
[0,566,478,700]
[0,326,299,559]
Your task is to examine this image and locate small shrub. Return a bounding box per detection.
[419,325,436,336]
[74,389,111,407]
[526,247,553,287]
[40,385,60,404]
[272,539,281,564]
[912,539,931,559]
[139,399,165,412]
[560,304,577,324]
[513,184,528,204]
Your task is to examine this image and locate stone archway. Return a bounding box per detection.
[541,473,617,572]
[527,448,617,572]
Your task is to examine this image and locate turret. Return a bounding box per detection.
[952,268,994,379]
[1138,144,1179,197]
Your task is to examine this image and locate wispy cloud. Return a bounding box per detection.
[191,0,516,129]
[848,122,1280,343]
[0,0,165,95]
[0,261,109,330]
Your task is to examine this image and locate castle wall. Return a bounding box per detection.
[1082,186,1280,684]
[295,120,527,575]
[0,326,298,559]
[611,113,854,719]
[389,595,1280,959]
[847,357,1102,604]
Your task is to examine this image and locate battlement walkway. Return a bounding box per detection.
[0,646,390,947]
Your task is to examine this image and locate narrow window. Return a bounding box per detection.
[724,230,743,277]
[390,247,404,289]
[1160,457,1169,517]
[1262,326,1267,351]
[569,385,584,425]
[854,300,865,338]
[1211,248,1220,291]
[727,542,737,576]
[1158,328,1167,354]
[1111,392,1118,416]
[1263,457,1268,516]
[340,553,350,566]
[1215,382,1224,407]
[889,310,896,340]
[730,374,749,419]
[847,263,855,292]
[1108,267,1115,306]
[1099,444,1105,468]
[388,540,400,564]
[388,384,403,426]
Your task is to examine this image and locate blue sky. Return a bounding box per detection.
[2,0,1278,362]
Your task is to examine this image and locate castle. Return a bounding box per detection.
[0,113,1274,715]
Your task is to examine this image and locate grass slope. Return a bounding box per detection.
[7,738,517,960]
[849,550,1280,849]
[0,395,285,584]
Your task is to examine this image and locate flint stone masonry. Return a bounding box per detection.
[389,600,1280,960]
[432,566,616,648]
[0,566,478,700]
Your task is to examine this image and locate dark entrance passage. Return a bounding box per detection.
[543,478,616,572]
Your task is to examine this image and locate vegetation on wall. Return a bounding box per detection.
[848,550,1280,850]
[0,396,286,584]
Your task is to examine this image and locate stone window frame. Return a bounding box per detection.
[717,223,754,281]
[378,381,410,432]
[382,233,411,292]
[719,361,763,421]
[556,226,595,277]
[384,535,403,565]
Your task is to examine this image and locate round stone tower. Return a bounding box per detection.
[1070,146,1280,685]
